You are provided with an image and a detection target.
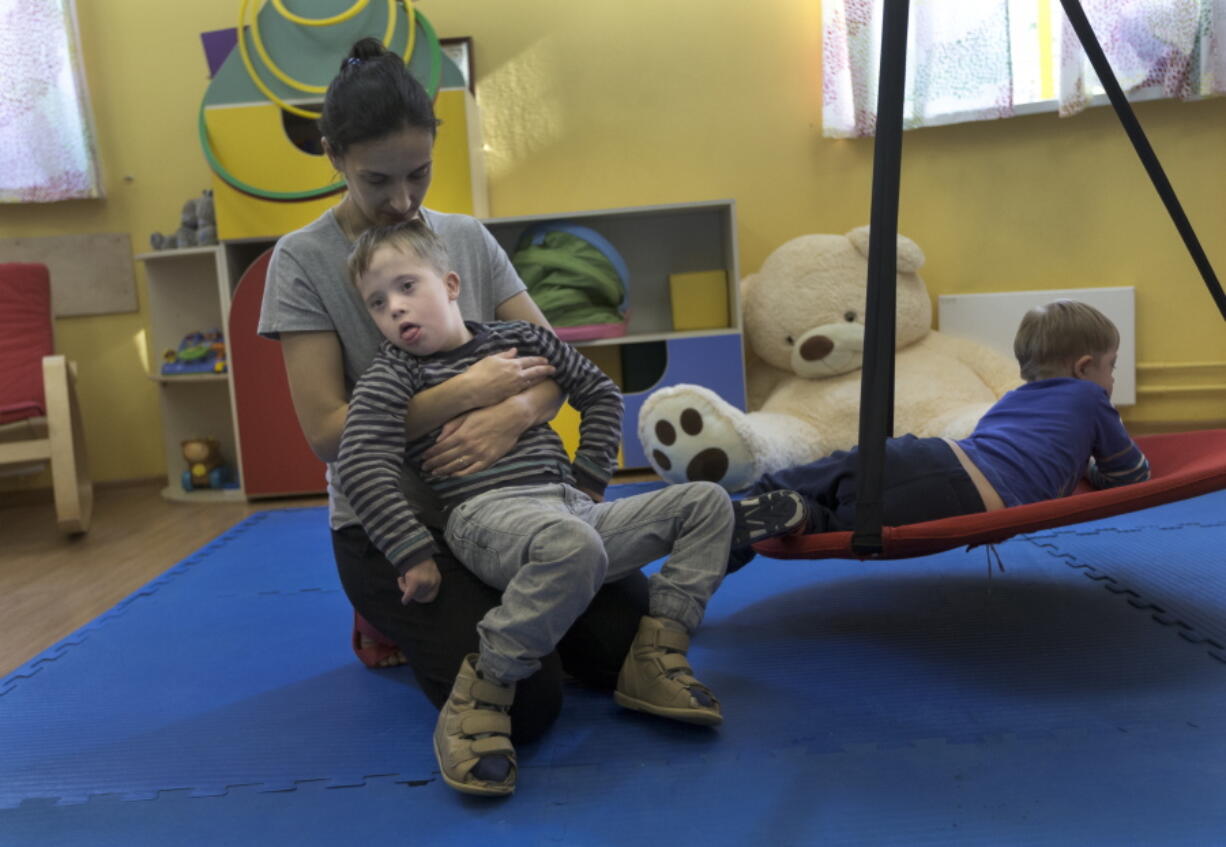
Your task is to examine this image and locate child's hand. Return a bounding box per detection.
[464,349,555,408]
[398,559,441,604]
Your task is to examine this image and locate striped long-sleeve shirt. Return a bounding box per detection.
[337,320,623,575]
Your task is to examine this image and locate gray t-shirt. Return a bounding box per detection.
[258,206,527,530]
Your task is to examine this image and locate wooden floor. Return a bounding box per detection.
[0,482,326,677]
[0,470,661,678]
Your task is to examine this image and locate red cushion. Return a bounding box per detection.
[0,263,54,424]
[756,430,1226,560]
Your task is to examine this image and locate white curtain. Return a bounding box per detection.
[1059,0,1226,115]
[0,0,102,202]
[823,0,1226,138]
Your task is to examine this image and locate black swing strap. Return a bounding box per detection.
[852,0,1225,556]
[1059,0,1226,320]
[851,0,910,555]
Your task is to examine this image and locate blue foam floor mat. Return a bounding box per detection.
[4,489,1226,845]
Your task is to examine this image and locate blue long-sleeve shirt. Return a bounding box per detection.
[956,378,1150,508]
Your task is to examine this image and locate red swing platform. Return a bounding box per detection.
[757,429,1226,561]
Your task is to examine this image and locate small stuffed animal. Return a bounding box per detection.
[195,190,217,246]
[638,226,1022,491]
[181,438,224,489]
[151,191,216,250]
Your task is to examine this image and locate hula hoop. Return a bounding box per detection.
[238,0,398,116]
[204,0,443,199]
[197,103,347,201]
[416,6,440,96]
[271,0,369,27]
[239,0,434,113]
[250,0,414,96]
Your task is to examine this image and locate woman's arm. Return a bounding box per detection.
[280,331,350,463]
[397,292,561,442]
[494,291,564,426]
[418,292,566,475]
[281,329,555,463]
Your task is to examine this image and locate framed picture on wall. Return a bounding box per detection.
[440,37,474,94]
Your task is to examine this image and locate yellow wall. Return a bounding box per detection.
[3,0,1224,489]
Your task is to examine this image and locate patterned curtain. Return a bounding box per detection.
[823,0,1226,138]
[1059,0,1226,115]
[0,0,102,203]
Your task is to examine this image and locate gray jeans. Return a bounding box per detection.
[444,481,733,683]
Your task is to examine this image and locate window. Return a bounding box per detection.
[0,0,102,202]
[822,0,1226,138]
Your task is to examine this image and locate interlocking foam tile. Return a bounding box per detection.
[4,724,1225,846]
[1026,522,1226,656]
[1028,488,1226,537]
[3,488,1226,844]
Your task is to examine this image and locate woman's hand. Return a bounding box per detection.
[463,349,555,409]
[420,403,525,476]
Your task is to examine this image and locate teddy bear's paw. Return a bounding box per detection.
[638,386,758,492]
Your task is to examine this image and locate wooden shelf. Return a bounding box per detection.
[574,327,740,349]
[147,373,229,384]
[134,245,221,262]
[159,484,246,504]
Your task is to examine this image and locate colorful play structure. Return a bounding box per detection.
[198,0,483,241]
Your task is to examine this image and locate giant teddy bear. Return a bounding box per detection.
[637,226,1021,491]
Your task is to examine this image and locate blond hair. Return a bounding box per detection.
[347,218,451,286]
[1013,299,1120,381]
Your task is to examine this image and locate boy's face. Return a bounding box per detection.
[356,244,466,356]
[1075,347,1118,398]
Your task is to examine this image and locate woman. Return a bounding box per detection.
[258,37,648,742]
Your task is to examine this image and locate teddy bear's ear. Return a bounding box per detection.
[895,233,925,273]
[846,226,926,273]
[846,226,871,257]
[738,272,758,299]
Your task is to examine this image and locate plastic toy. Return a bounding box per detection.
[181,438,237,491]
[162,330,227,375]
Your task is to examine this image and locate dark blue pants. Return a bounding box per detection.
[745,434,985,536]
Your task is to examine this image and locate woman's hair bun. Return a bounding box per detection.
[343,36,388,70]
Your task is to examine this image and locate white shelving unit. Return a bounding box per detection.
[482,199,746,467]
[137,240,273,502]
[136,199,747,494]
[483,199,742,340]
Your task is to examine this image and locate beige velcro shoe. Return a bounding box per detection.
[433,654,517,796]
[614,616,722,726]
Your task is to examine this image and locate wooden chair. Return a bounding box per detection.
[0,263,93,534]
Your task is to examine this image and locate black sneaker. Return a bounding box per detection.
[731,489,810,548]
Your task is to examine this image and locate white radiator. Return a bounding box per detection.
[938,286,1136,406]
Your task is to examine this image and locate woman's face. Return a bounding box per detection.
[329,126,435,229]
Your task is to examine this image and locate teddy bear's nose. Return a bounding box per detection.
[800,335,834,361]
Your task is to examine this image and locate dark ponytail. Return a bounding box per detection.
[318,37,439,156]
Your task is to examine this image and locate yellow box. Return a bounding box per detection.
[548,345,625,467]
[669,270,729,331]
